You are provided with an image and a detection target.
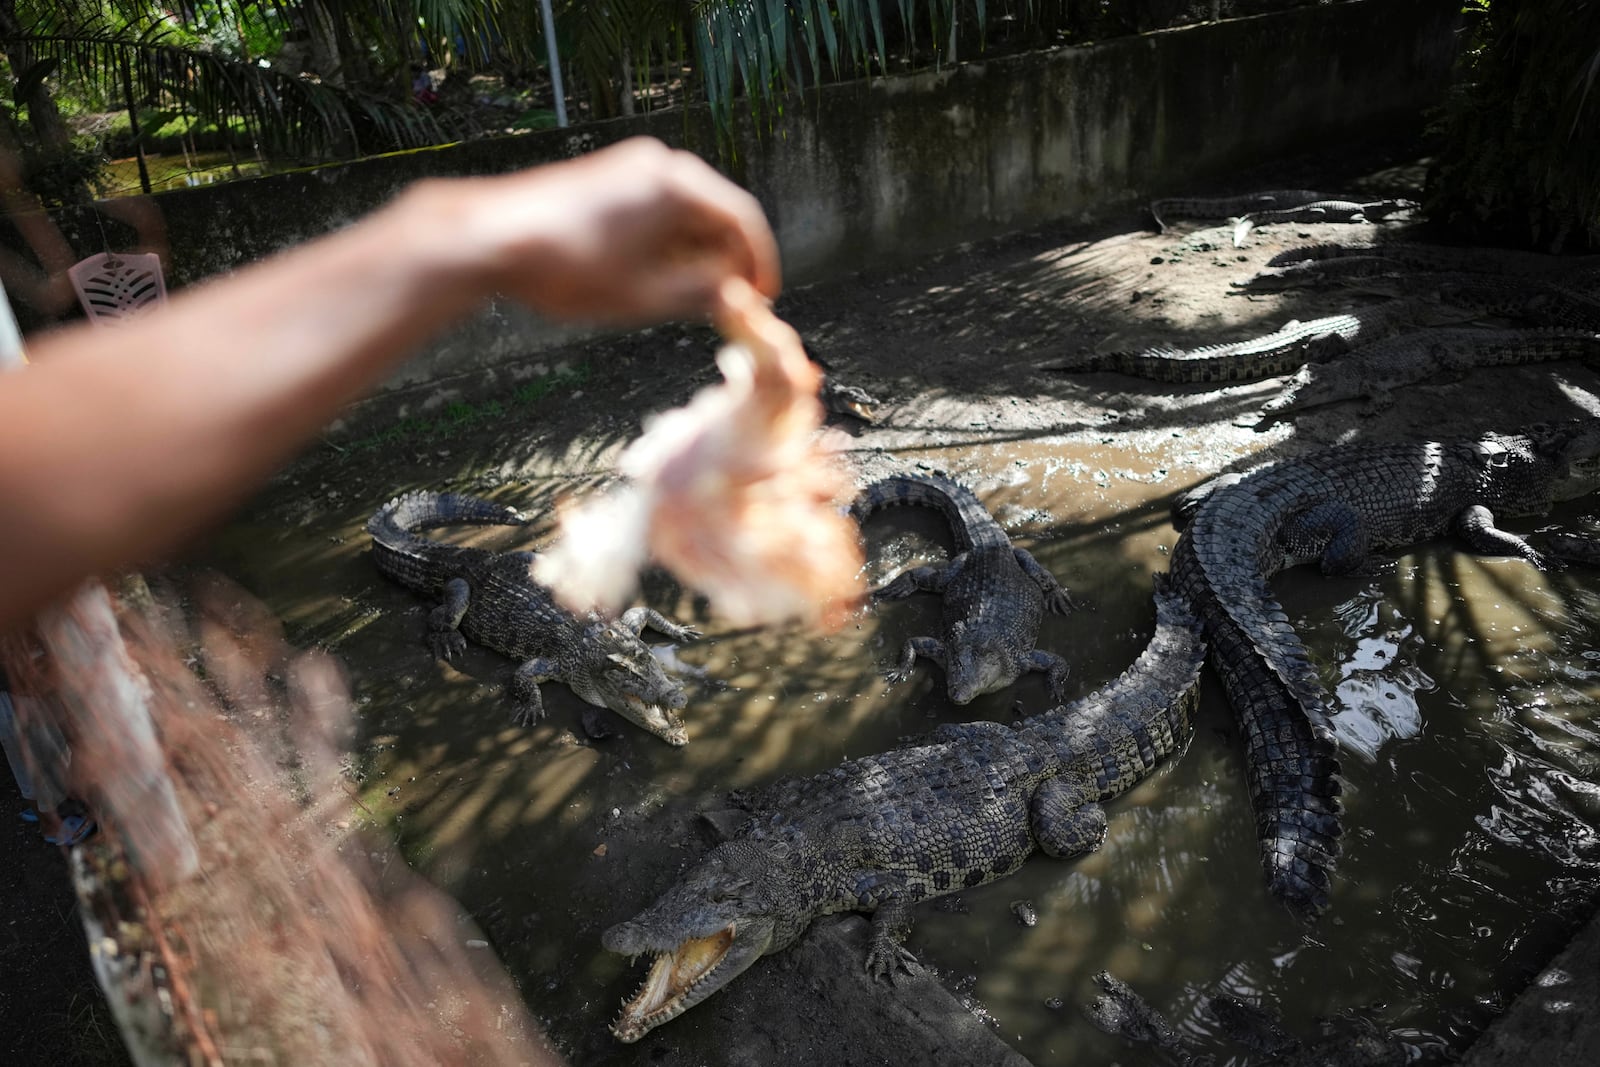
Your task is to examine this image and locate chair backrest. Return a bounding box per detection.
[68,252,168,326]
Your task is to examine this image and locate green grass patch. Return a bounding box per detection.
[335,363,589,456]
[509,108,560,131]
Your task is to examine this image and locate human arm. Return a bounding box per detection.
[0,137,780,629]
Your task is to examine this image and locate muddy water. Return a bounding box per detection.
[207,430,1600,1066]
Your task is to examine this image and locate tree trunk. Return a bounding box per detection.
[0,0,93,204]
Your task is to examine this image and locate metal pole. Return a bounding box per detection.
[538,0,568,127]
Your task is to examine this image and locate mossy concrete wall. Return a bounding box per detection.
[10,0,1460,426]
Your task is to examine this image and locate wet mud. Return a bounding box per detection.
[193,154,1600,1066]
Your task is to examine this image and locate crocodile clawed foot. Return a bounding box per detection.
[510,702,546,728]
[883,668,913,687]
[428,632,467,662]
[1530,550,1568,573]
[1044,589,1080,615]
[865,943,919,983]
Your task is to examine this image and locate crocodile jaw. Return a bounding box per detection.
[609,922,771,1042]
[618,694,689,746]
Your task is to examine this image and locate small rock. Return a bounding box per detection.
[1045,996,1065,1011]
[1149,255,1165,265]
[466,939,489,949]
[1011,900,1038,927]
[580,708,617,740]
[593,842,609,857]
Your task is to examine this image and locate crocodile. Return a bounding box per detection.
[601,578,1206,1042]
[1421,273,1600,332]
[1242,243,1600,293]
[1545,530,1600,565]
[1042,302,1463,384]
[1149,190,1335,232]
[1231,198,1417,247]
[820,372,880,422]
[852,473,1076,704]
[808,350,882,422]
[367,490,700,745]
[1260,327,1600,416]
[1172,420,1600,915]
[1266,241,1600,279]
[1049,264,1600,390]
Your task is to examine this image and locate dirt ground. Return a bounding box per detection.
[6,136,1600,1065]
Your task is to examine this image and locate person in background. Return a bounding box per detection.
[0,667,93,845]
[0,136,781,632]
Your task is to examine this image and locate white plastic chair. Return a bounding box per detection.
[68,251,167,326]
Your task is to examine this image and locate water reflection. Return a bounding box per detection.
[1325,592,1436,760]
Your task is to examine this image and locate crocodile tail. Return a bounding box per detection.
[849,473,1002,551]
[1214,622,1343,919]
[1173,547,1343,919]
[1022,576,1206,773]
[366,490,528,544]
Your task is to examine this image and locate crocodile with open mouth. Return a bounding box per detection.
[601,577,1205,1041]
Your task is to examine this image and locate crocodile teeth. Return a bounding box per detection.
[612,926,735,1042]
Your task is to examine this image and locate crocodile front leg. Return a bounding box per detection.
[874,557,961,601]
[1014,547,1078,613]
[1454,504,1560,568]
[427,578,470,661]
[618,606,701,643]
[508,657,559,727]
[863,895,919,982]
[885,637,946,686]
[1281,502,1392,577]
[1026,649,1072,702]
[1030,771,1108,858]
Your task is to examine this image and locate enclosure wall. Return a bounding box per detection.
[9,0,1461,426]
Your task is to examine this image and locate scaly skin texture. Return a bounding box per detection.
[1242,198,1417,226]
[1232,199,1417,247]
[1176,421,1600,916]
[852,473,1075,704]
[1049,303,1444,384]
[367,490,699,745]
[1262,327,1600,416]
[1149,189,1332,231]
[1418,273,1600,331]
[1242,243,1600,293]
[1266,241,1600,278]
[602,581,1206,1042]
[1055,276,1600,386]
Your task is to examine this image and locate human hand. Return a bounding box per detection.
[412,137,781,326]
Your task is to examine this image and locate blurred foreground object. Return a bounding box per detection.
[535,278,864,630]
[1,577,563,1067]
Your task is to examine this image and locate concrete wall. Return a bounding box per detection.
[7,0,1461,424]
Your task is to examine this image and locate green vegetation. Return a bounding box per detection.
[1426,0,1600,251]
[3,4,1315,205]
[333,363,590,457]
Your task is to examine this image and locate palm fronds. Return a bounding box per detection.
[1426,0,1600,250]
